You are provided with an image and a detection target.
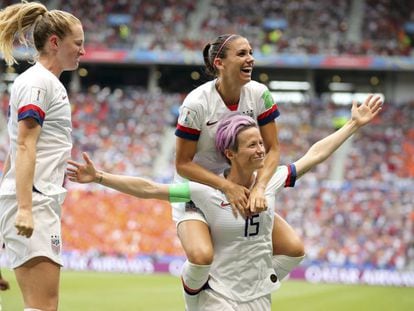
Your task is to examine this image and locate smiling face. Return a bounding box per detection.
[226,126,265,171]
[216,37,255,86]
[56,23,85,71]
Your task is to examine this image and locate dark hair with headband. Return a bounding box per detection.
[202,34,241,77]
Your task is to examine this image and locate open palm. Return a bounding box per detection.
[67,152,97,183]
[351,94,383,126]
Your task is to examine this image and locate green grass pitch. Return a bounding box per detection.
[1,270,413,310]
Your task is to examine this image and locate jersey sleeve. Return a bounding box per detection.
[255,84,280,126]
[265,164,297,196]
[175,93,204,141]
[14,78,50,127]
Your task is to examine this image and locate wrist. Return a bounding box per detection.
[95,171,103,183]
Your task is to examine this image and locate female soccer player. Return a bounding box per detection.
[174,33,303,309]
[0,2,85,310]
[67,94,382,310]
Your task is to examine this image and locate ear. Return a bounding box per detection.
[213,57,224,70]
[224,149,235,162]
[48,34,60,50]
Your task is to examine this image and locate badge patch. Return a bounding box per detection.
[30,87,46,105]
[261,90,274,109]
[179,107,196,128]
[51,234,61,255]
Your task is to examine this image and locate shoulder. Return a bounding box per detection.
[182,80,215,109]
[243,80,268,94]
[266,164,297,193]
[14,63,55,90]
[188,181,215,194]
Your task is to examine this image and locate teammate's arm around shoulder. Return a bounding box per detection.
[294,94,383,178]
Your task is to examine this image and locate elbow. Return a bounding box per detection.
[175,159,191,177]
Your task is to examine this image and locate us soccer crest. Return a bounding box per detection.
[51,234,61,255]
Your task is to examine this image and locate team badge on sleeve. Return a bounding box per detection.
[261,90,274,109]
[179,107,197,128]
[30,87,46,105]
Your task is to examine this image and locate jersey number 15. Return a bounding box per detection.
[244,214,260,237]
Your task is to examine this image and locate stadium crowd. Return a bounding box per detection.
[1,0,411,55]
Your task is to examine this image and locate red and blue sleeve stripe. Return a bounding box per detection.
[257,104,280,126]
[18,104,45,126]
[284,164,297,188]
[175,124,201,141]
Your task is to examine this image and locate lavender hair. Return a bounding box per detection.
[215,112,258,158]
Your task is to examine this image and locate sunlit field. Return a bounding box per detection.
[1,270,413,311]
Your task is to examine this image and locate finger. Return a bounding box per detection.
[66,167,78,174]
[351,99,358,110]
[83,152,92,164]
[369,95,380,108]
[364,94,374,106]
[67,160,80,168]
[231,205,239,219]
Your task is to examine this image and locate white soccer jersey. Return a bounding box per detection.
[0,62,72,201]
[184,164,297,302]
[175,79,280,175]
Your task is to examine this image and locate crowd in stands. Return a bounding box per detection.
[1,0,411,56]
[3,88,412,270]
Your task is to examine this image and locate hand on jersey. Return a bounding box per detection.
[66,152,97,184]
[222,180,250,218]
[248,186,268,214]
[15,209,34,238]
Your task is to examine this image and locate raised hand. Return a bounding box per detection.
[351,94,383,126]
[67,152,98,184]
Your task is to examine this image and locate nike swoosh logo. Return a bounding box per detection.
[220,201,231,207]
[206,120,218,126]
[62,96,67,100]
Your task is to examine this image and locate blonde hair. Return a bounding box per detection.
[0,1,81,65]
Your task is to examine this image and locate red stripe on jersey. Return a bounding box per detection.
[285,164,292,187]
[18,104,46,120]
[176,124,201,135]
[257,104,278,120]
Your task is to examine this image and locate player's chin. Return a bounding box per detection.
[66,61,80,71]
[252,159,264,169]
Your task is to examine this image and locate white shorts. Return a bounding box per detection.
[172,201,208,227]
[0,192,63,268]
[199,288,271,311]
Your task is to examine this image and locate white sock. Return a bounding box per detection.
[24,309,43,311]
[272,255,305,281]
[181,260,211,311]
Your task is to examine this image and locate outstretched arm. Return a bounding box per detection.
[294,94,382,177]
[67,153,171,201]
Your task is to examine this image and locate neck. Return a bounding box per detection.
[226,164,256,189]
[216,78,241,106]
[38,55,62,78]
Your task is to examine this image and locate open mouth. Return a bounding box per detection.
[241,67,252,74]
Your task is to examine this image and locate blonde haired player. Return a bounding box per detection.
[0,2,85,310]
